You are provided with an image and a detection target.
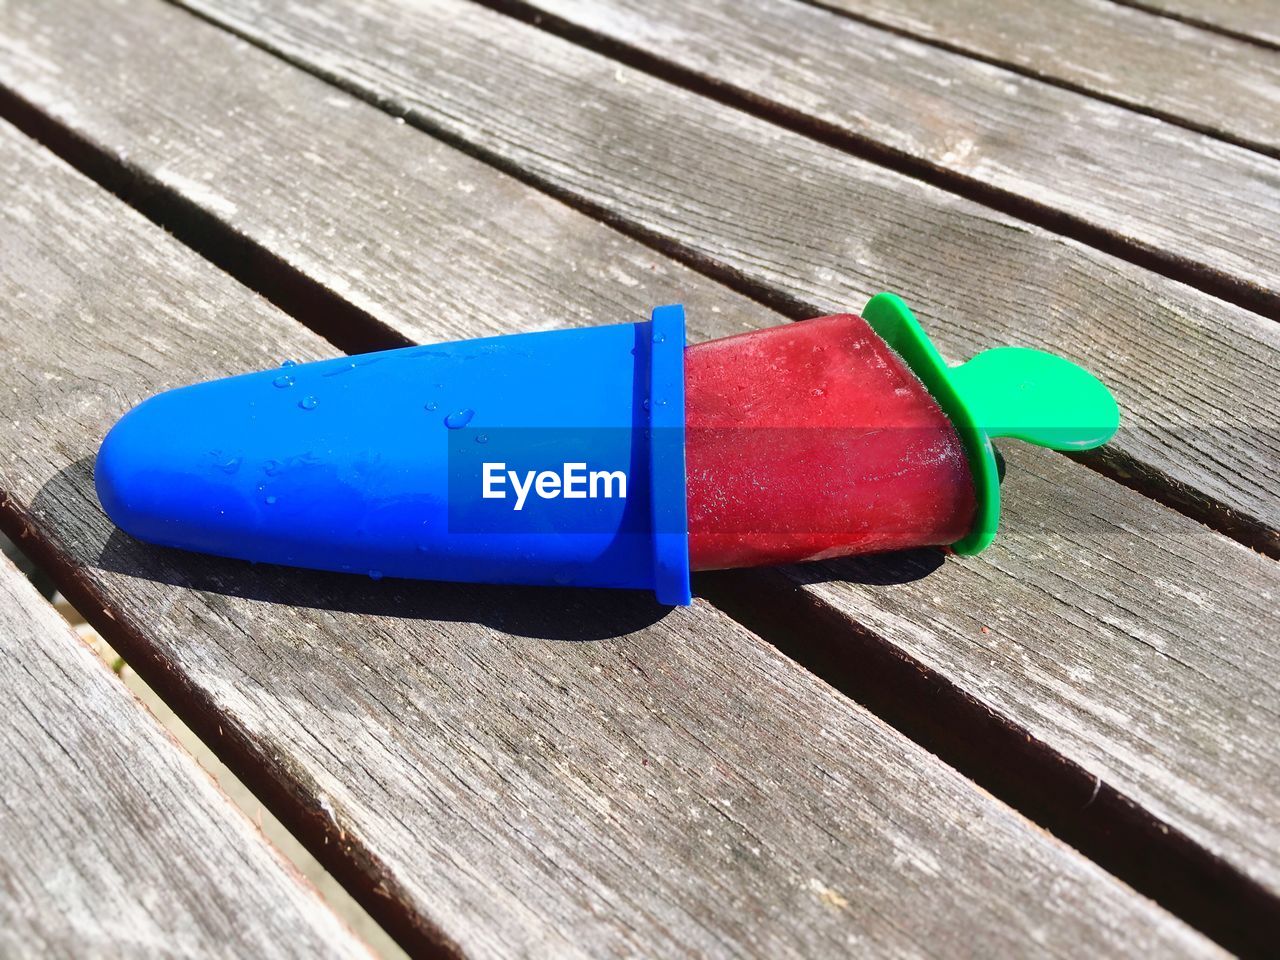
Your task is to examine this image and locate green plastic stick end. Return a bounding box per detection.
[862,293,1119,555]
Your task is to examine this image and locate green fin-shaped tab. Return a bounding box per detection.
[948,347,1119,451]
[862,293,1119,555]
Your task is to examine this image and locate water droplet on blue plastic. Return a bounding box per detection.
[368,570,383,581]
[299,395,318,410]
[264,495,277,505]
[444,408,475,429]
[424,401,439,412]
[219,458,241,474]
[475,434,488,444]
[273,374,295,388]
[653,332,666,343]
[280,359,298,368]
[263,459,281,476]
[642,399,650,410]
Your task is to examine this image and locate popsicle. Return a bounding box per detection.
[682,292,1119,573]
[95,294,1119,605]
[684,312,976,570]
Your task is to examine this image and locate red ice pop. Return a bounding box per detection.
[684,293,1120,571]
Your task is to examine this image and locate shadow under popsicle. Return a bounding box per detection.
[32,458,666,643]
[36,457,943,644]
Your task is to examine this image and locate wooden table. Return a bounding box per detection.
[1,0,1275,955]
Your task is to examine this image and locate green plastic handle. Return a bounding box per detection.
[947,347,1119,451]
[862,292,1120,555]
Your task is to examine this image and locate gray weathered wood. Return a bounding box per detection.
[182,0,1280,315]
[0,122,1213,957]
[779,439,1280,907]
[149,0,1280,552]
[793,0,1280,154]
[2,0,1277,930]
[1119,0,1280,49]
[0,554,371,958]
[517,0,1280,277]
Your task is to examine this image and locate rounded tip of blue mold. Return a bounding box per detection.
[95,398,164,542]
[95,390,227,549]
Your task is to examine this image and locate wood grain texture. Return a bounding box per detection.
[794,0,1280,154]
[1,0,1276,934]
[516,0,1280,280]
[0,554,370,958]
[153,0,1280,553]
[779,439,1280,905]
[1118,0,1280,49]
[0,122,1213,958]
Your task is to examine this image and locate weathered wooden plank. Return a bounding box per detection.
[787,0,1280,154]
[183,0,1280,321]
[151,0,1280,552]
[1119,0,1280,49]
[500,0,1280,293]
[501,0,1280,316]
[0,551,371,958]
[1,1,1276,943]
[718,440,1280,942]
[0,123,1211,957]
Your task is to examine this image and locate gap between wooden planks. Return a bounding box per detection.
[0,0,1276,951]
[0,552,372,958]
[791,0,1280,154]
[483,0,1280,298]
[1111,0,1280,51]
